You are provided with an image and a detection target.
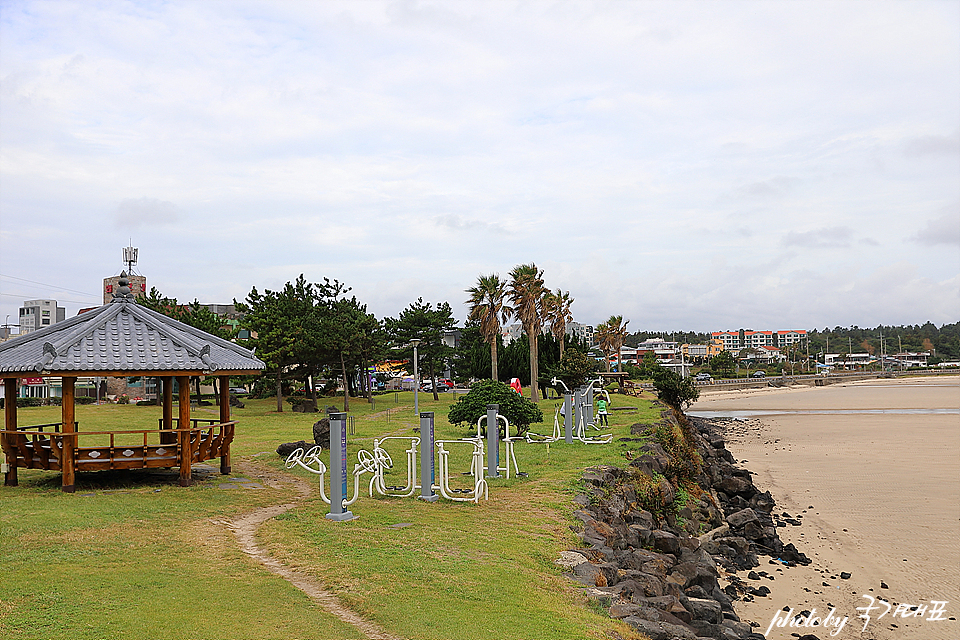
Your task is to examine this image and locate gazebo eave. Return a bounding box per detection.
[1,369,262,380]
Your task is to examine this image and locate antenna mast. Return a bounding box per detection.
[123,244,139,275]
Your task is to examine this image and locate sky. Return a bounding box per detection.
[1,0,958,335]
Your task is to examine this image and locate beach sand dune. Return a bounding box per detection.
[690,376,959,640]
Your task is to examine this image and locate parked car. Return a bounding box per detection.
[695,372,712,382]
[229,387,248,395]
[752,370,766,378]
[437,378,454,389]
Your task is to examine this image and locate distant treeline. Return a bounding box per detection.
[806,322,959,361]
[625,322,960,362]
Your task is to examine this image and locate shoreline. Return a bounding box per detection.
[690,376,960,640]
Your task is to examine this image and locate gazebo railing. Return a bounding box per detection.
[13,422,75,433]
[2,421,237,472]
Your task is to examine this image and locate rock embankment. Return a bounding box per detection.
[562,411,810,640]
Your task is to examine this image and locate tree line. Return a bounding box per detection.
[625,324,959,362]
[140,273,957,413]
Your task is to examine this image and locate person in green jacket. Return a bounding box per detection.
[596,397,609,426]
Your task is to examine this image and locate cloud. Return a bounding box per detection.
[114,198,181,228]
[781,227,854,249]
[737,176,799,199]
[1,1,957,332]
[912,209,960,247]
[434,214,506,234]
[902,131,960,157]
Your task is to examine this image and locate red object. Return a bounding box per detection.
[510,378,522,395]
[105,285,113,293]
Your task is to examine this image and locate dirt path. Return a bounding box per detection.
[226,463,404,640]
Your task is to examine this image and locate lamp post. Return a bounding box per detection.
[410,339,421,416]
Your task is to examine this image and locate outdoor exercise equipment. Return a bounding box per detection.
[283,412,376,521]
[476,409,524,479]
[435,438,488,502]
[576,380,613,444]
[283,443,377,513]
[527,378,611,445]
[419,411,439,502]
[368,435,417,497]
[527,379,573,443]
[286,410,495,506]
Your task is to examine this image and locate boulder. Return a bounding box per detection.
[686,597,722,624]
[651,530,680,556]
[312,418,330,446]
[292,398,318,413]
[726,508,759,528]
[623,617,699,640]
[276,440,312,458]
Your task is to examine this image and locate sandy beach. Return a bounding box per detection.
[689,375,960,640]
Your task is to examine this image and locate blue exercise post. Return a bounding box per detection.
[584,380,595,426]
[563,393,573,444]
[573,386,584,433]
[485,403,500,479]
[326,412,354,521]
[419,411,438,502]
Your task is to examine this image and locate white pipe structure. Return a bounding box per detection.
[575,418,613,444]
[435,439,488,502]
[550,377,571,394]
[368,436,419,497]
[576,379,613,444]
[525,404,563,443]
[526,377,569,443]
[285,445,377,506]
[476,413,523,478]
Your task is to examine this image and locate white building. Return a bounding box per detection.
[18,299,65,335]
[636,338,679,362]
[566,321,595,347]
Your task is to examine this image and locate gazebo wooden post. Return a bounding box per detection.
[61,376,76,493]
[3,378,17,487]
[161,377,174,445]
[218,375,231,475]
[177,375,192,487]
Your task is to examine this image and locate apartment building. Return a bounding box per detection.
[712,329,807,351]
[18,299,66,335]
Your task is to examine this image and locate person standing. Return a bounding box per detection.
[596,396,609,426]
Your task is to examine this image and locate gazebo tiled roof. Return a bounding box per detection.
[0,280,264,376]
[2,273,263,492]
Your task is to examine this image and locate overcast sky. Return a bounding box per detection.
[1,0,958,335]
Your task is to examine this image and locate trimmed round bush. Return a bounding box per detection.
[447,379,543,437]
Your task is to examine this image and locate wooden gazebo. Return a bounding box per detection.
[1,275,264,492]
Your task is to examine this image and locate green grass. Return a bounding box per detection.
[1,390,662,639]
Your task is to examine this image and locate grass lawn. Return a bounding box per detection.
[1,389,662,640]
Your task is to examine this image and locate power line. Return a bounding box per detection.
[0,291,101,305]
[0,273,99,298]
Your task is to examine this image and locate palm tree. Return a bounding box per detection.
[596,315,630,373]
[543,289,574,362]
[508,263,546,402]
[465,274,511,382]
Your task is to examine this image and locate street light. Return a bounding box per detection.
[410,339,421,416]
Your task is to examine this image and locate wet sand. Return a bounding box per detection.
[690,376,960,640]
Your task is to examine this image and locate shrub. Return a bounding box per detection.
[285,394,306,405]
[650,367,700,410]
[447,379,543,437]
[75,396,96,405]
[116,394,130,404]
[552,348,597,390]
